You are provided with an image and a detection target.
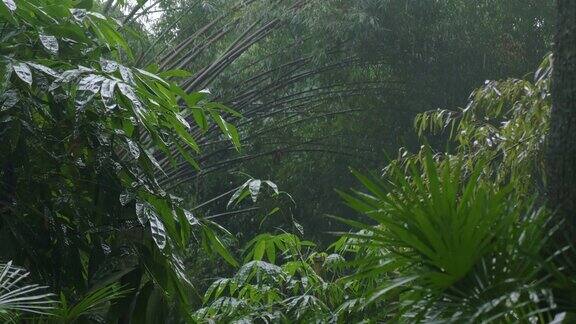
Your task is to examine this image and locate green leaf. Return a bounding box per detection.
[227,180,250,208]
[76,74,105,110]
[158,69,192,78]
[248,180,261,202]
[209,111,240,150]
[0,60,12,94]
[226,122,241,150]
[174,141,200,171]
[13,63,32,86]
[169,114,200,153]
[145,206,167,250]
[39,34,59,55]
[265,241,276,264]
[0,1,16,24]
[205,228,238,267]
[2,0,15,11]
[136,68,169,86]
[253,240,265,261]
[90,16,133,58]
[75,0,93,9]
[191,108,208,131]
[206,102,242,118]
[264,181,279,195]
[366,276,419,304]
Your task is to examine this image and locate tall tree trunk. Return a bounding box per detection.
[546,0,576,229]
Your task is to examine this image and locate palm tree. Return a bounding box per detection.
[0,261,54,322]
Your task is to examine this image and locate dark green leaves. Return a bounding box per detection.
[0,0,16,23]
[0,60,12,94]
[0,3,248,322]
[202,227,238,267]
[209,111,241,151]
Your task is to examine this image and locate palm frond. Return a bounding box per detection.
[0,261,55,317]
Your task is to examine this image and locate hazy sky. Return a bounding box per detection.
[124,0,163,33]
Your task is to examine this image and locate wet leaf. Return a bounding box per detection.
[13,63,32,86]
[184,210,198,226]
[70,8,87,23]
[118,82,145,117]
[39,34,59,55]
[0,61,12,94]
[0,89,18,109]
[76,74,105,110]
[126,138,140,159]
[100,58,118,73]
[249,180,261,202]
[100,78,117,110]
[146,207,167,250]
[119,191,134,206]
[135,202,147,225]
[27,62,58,78]
[2,0,16,11]
[264,180,279,195]
[119,65,135,85]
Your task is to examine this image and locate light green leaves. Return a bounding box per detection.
[51,283,127,321]
[243,233,315,264]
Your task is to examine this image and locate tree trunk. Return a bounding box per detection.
[546,0,576,229]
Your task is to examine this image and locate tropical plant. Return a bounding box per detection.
[0,261,54,323]
[134,0,555,245]
[0,0,246,321]
[0,0,570,323]
[196,55,576,323]
[333,55,574,322]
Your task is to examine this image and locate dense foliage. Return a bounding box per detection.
[144,0,554,244]
[1,0,574,323]
[196,56,575,322]
[0,0,247,321]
